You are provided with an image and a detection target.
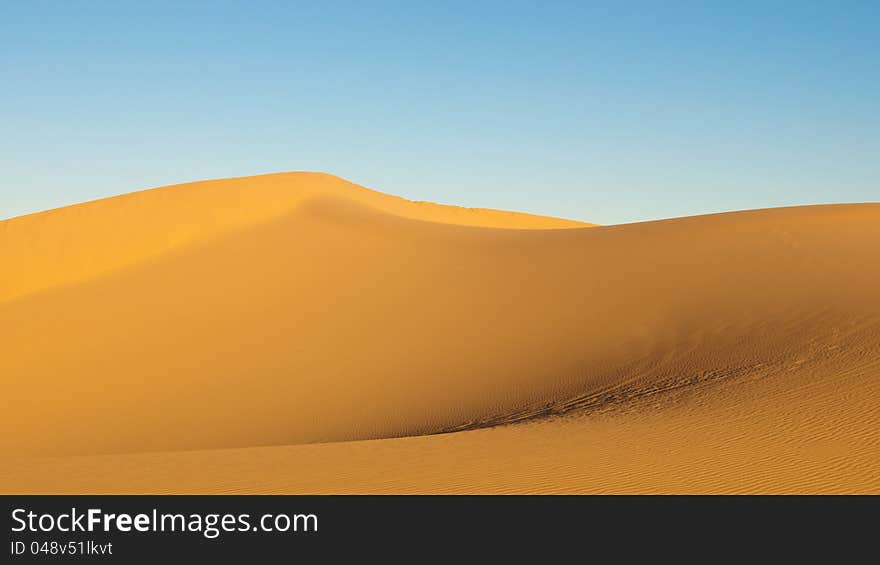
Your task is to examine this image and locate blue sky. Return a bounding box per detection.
[2,1,877,224]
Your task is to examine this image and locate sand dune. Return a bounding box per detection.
[0,173,587,304]
[1,172,878,493]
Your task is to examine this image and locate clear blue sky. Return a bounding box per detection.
[3,1,878,224]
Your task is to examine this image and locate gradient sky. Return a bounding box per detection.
[3,1,878,225]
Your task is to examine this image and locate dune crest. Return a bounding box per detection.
[0,172,589,303]
[1,173,878,493]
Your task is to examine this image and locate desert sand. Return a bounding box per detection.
[1,172,878,493]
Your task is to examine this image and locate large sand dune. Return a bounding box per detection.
[1,173,878,493]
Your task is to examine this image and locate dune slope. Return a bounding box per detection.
[1,173,878,493]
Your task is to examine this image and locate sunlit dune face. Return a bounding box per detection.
[1,173,878,494]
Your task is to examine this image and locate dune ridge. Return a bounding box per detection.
[0,172,589,303]
[1,173,878,493]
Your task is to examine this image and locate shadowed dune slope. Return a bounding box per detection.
[1,173,878,493]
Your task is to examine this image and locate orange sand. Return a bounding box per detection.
[1,173,877,493]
